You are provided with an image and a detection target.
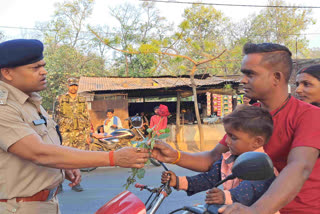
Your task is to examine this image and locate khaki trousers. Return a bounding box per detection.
[0,196,60,214]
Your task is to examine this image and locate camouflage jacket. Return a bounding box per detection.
[54,93,91,135]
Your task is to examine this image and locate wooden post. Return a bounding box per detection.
[190,66,204,151]
[175,91,181,149]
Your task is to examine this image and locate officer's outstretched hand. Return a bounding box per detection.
[151,139,177,163]
[65,169,82,187]
[114,147,150,168]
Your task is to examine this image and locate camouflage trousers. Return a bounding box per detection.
[61,131,87,150]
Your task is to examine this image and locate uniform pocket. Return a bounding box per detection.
[28,122,48,137]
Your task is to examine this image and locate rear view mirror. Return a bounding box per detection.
[232,152,274,180]
[131,116,143,128]
[214,151,274,188]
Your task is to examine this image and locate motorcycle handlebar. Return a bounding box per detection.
[134,183,146,190]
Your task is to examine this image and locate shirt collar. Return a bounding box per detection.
[0,81,42,105]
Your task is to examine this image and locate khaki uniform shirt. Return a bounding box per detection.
[0,81,64,200]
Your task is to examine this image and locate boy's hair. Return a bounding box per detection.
[154,106,159,111]
[223,105,273,143]
[243,42,293,83]
[107,109,114,113]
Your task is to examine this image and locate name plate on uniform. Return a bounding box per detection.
[33,119,46,126]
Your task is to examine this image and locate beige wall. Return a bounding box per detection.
[167,124,225,152]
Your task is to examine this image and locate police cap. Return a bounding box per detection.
[0,39,44,69]
[67,77,78,86]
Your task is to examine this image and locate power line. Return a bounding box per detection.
[141,0,320,9]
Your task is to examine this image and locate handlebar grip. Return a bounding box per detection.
[206,204,223,214]
[134,183,145,189]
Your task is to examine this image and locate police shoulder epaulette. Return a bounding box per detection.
[0,88,8,105]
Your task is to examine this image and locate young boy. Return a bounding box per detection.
[162,105,276,206]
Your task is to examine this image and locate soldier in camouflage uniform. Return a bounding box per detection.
[54,77,91,192]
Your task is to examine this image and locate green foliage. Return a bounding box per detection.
[139,44,160,54]
[108,2,174,76]
[239,0,314,58]
[41,44,106,111]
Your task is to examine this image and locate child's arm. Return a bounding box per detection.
[161,171,177,187]
[205,187,225,204]
[184,157,223,196]
[227,175,276,206]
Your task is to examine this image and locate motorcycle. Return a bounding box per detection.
[95,151,275,214]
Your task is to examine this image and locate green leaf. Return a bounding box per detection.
[136,168,146,179]
[150,139,155,149]
[145,159,151,165]
[157,133,170,139]
[147,128,153,133]
[159,128,170,133]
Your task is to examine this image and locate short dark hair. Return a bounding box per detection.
[223,105,273,143]
[107,109,114,113]
[243,43,293,83]
[154,106,159,111]
[297,64,320,81]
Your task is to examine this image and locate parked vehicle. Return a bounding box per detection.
[95,151,275,214]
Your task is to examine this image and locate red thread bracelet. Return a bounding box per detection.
[109,151,115,166]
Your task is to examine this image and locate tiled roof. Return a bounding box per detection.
[78,76,241,93]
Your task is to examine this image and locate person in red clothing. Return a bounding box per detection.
[151,43,320,214]
[149,104,170,134]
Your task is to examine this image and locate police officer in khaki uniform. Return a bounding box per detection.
[54,77,90,192]
[0,39,149,214]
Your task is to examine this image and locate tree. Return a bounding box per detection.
[106,1,173,77]
[39,0,95,49]
[41,44,106,112]
[309,47,320,59]
[36,0,107,111]
[241,0,315,58]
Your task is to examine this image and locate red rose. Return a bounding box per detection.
[158,104,170,117]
